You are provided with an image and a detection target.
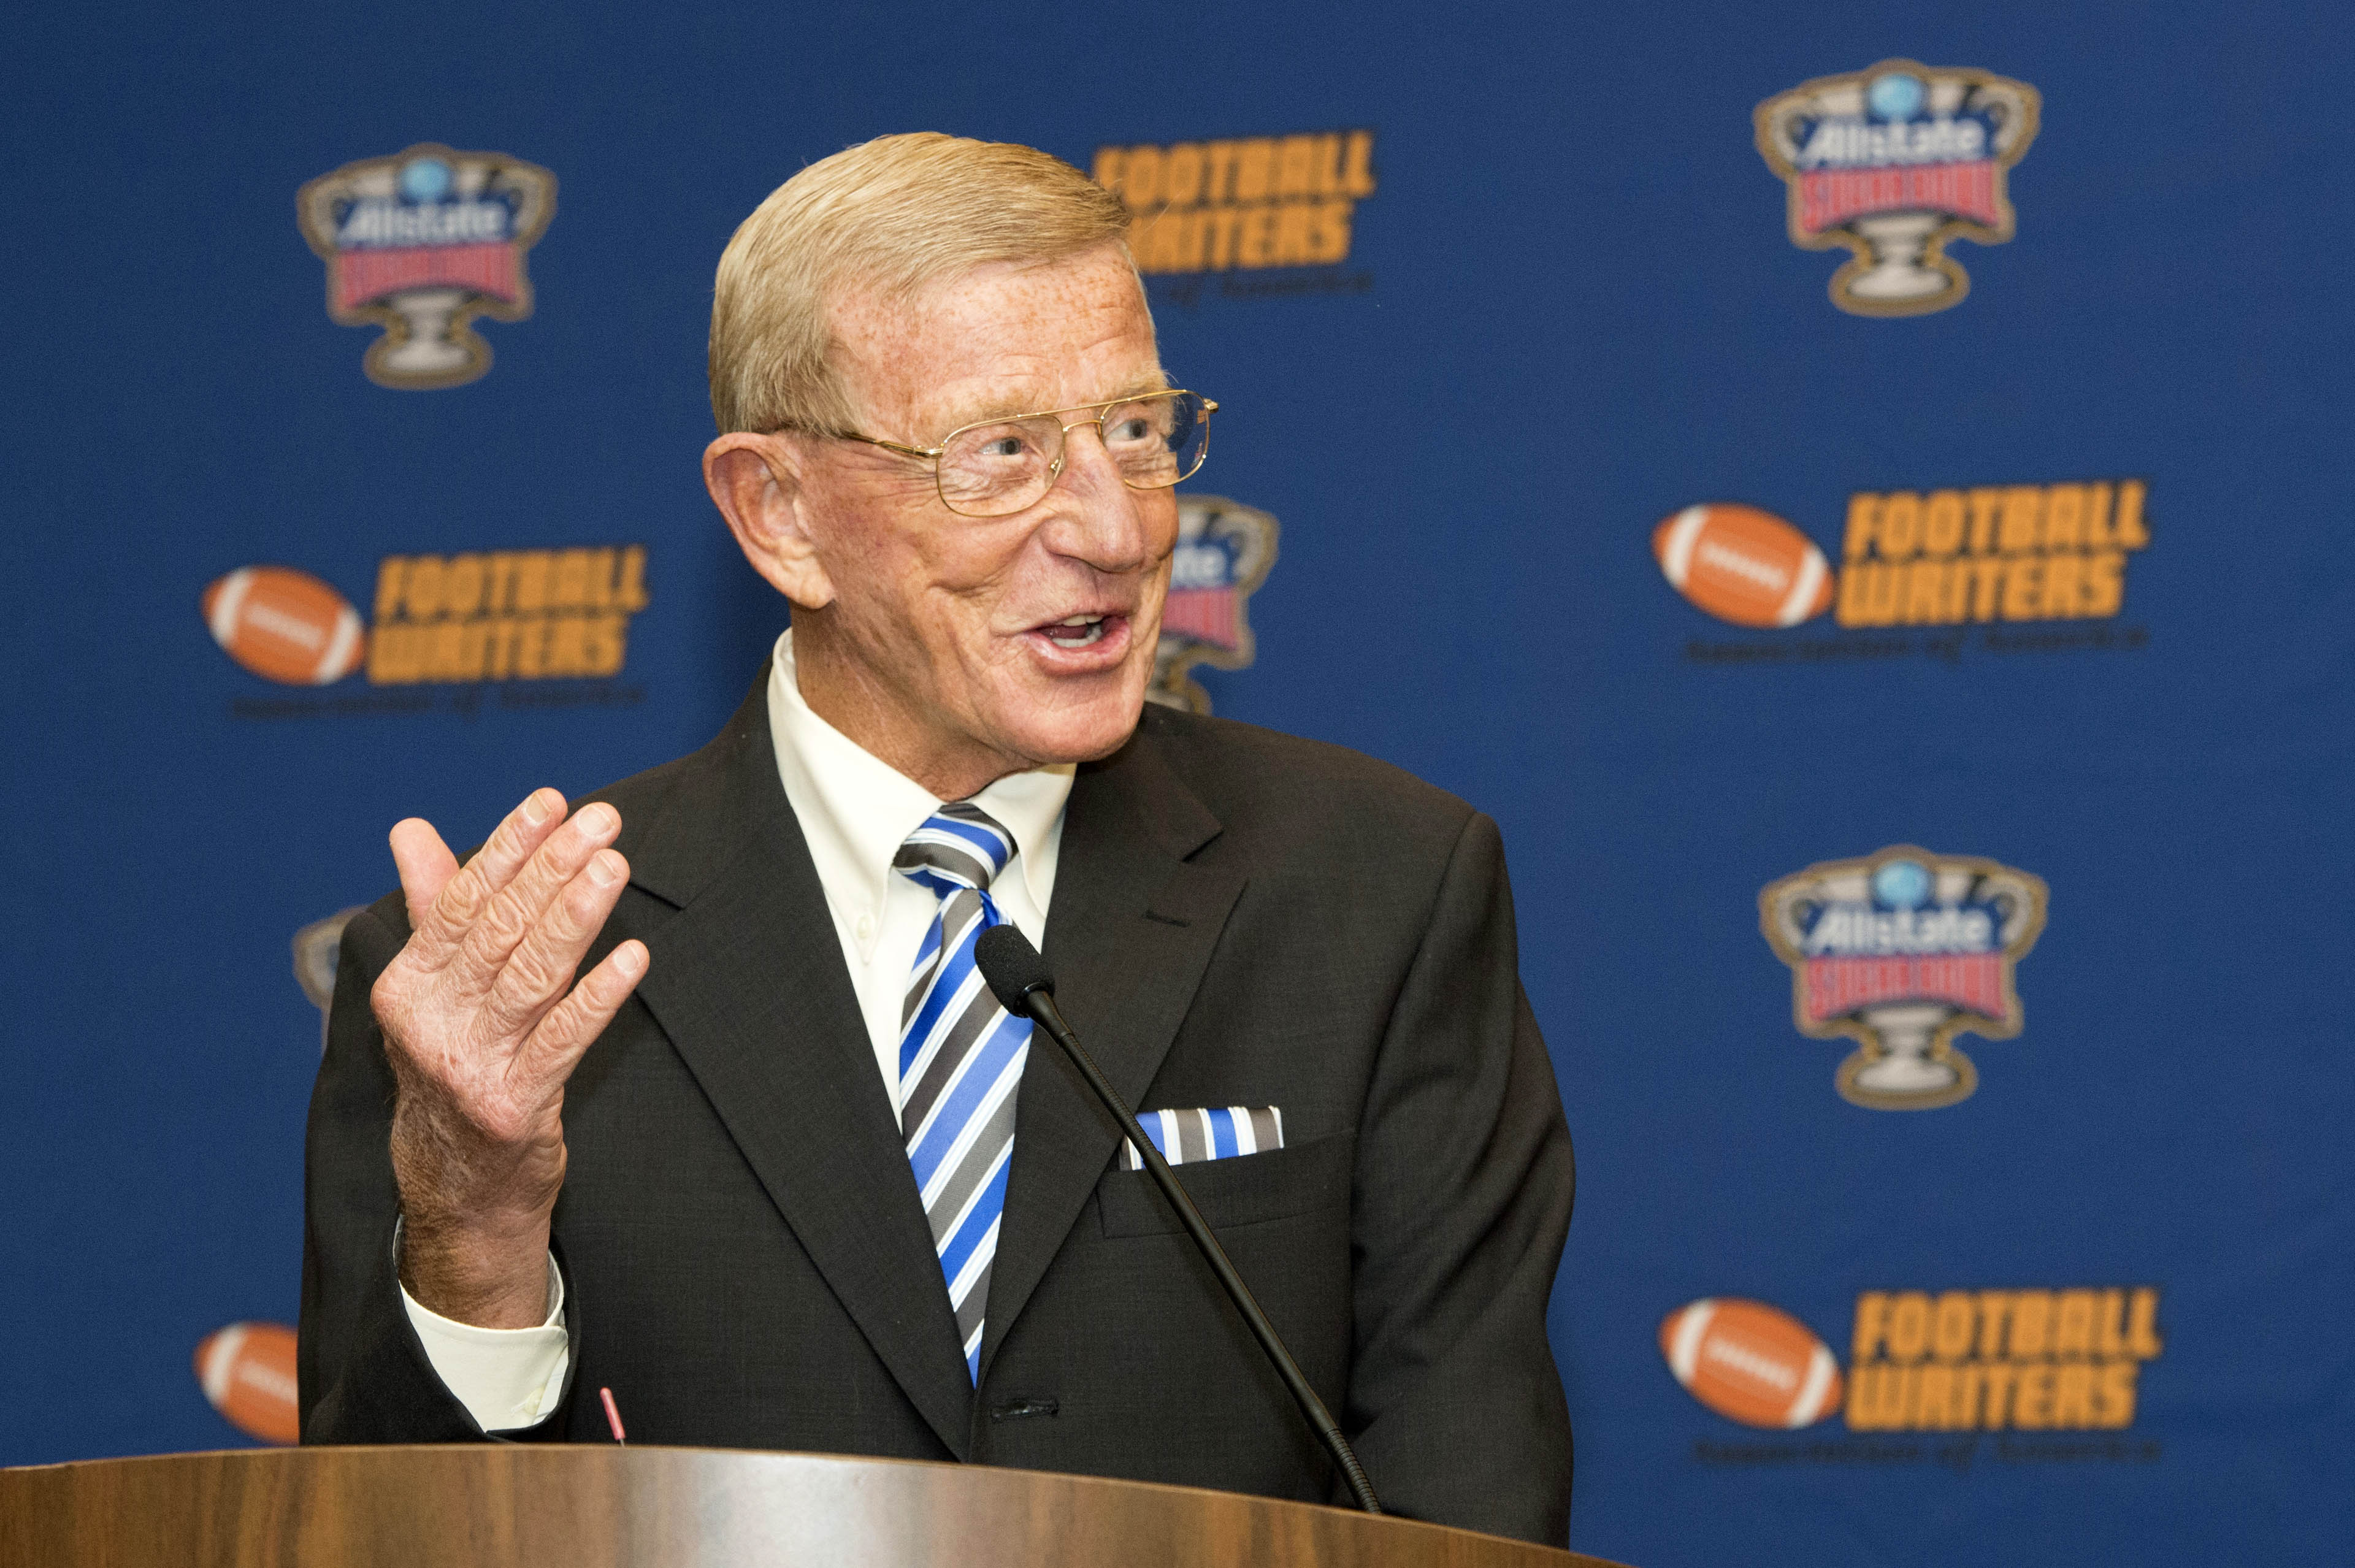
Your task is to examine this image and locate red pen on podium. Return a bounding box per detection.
[599,1386,627,1444]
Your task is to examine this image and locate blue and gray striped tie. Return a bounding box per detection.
[894,801,1030,1381]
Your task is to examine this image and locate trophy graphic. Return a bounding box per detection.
[1761,846,2047,1110]
[1755,60,2039,317]
[298,143,556,389]
[1147,495,1279,714]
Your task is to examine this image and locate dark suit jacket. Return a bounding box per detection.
[301,679,1576,1543]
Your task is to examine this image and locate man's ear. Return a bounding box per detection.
[704,432,835,609]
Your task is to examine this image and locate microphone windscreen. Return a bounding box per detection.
[975,924,1055,1012]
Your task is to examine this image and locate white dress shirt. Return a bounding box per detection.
[400,627,1074,1431]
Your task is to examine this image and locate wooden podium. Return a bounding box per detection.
[1,1447,1628,1567]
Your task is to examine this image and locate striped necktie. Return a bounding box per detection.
[894,801,1030,1382]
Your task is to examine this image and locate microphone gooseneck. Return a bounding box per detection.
[973,925,1384,1516]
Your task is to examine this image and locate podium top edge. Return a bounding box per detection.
[1,1445,1631,1567]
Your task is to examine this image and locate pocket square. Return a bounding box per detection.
[1123,1106,1285,1170]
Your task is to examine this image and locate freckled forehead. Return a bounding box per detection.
[832,245,1166,439]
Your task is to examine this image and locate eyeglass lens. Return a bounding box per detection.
[936,391,1209,518]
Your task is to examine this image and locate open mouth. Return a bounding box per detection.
[1046,614,1108,648]
[1020,610,1133,668]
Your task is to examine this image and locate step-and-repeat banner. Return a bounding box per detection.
[6,5,2350,1565]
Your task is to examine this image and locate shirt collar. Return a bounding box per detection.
[765,628,1072,928]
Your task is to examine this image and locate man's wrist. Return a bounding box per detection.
[396,1210,557,1329]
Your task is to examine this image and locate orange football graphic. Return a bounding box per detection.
[1660,1297,1844,1429]
[201,565,366,684]
[193,1321,300,1445]
[1653,503,1835,628]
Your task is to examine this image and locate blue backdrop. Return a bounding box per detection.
[6,3,2351,1564]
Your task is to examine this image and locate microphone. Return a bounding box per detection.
[973,924,1382,1516]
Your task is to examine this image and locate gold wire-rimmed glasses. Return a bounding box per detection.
[810,389,1216,519]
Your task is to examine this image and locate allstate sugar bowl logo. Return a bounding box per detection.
[1148,496,1279,713]
[1761,846,2047,1109]
[1755,61,2039,316]
[298,144,556,388]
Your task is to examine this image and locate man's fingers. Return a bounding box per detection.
[389,819,460,933]
[481,847,634,1037]
[519,938,649,1089]
[405,789,569,963]
[445,801,623,997]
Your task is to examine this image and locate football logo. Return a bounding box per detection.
[1761,846,2048,1109]
[1149,495,1279,713]
[201,544,654,698]
[194,1321,300,1444]
[1655,503,1834,628]
[1661,1298,1844,1429]
[1756,60,2039,316]
[297,143,556,388]
[1654,480,2156,637]
[202,565,367,685]
[1667,1288,2165,1436]
[1095,131,1376,286]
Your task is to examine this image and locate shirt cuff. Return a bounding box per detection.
[399,1253,570,1432]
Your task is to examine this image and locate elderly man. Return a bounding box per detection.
[300,133,1575,1543]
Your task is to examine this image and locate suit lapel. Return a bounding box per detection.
[978,714,1244,1382]
[626,681,975,1455]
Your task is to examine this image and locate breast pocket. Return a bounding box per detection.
[1095,1131,1354,1239]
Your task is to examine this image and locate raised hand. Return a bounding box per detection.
[370,788,648,1328]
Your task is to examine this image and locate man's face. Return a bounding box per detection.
[792,242,1178,784]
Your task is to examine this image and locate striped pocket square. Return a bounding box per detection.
[1122,1106,1285,1170]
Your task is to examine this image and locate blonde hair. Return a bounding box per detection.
[709,133,1135,435]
